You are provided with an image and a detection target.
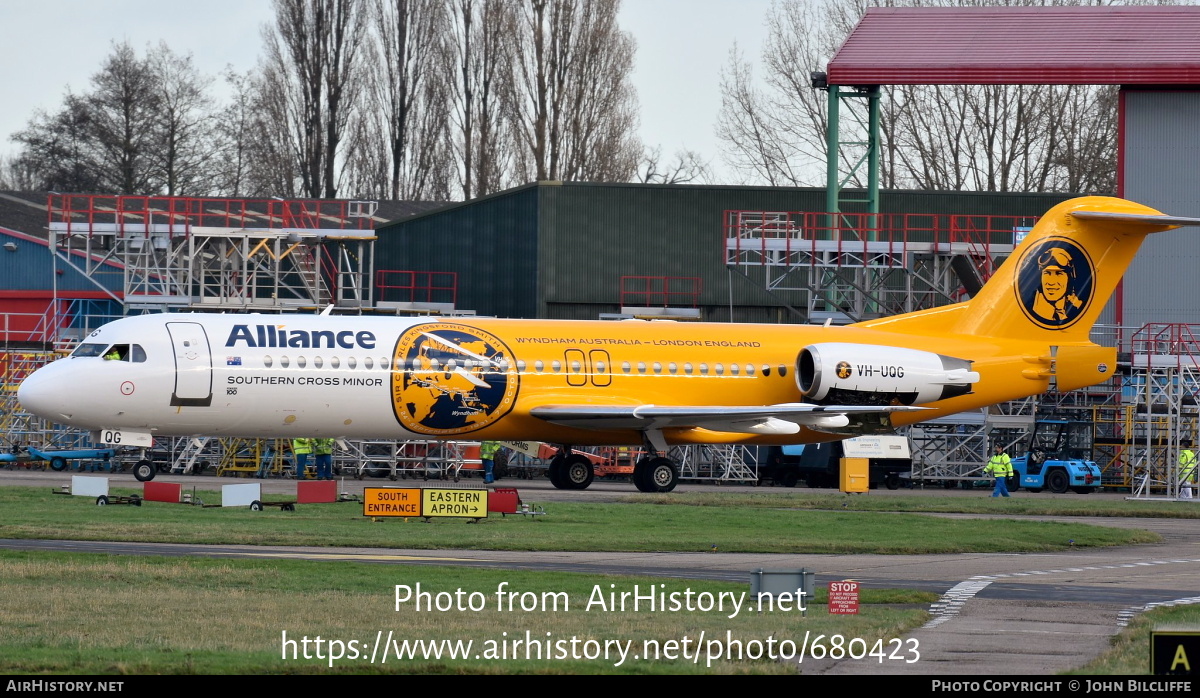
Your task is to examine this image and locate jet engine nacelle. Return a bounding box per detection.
[797,343,979,406]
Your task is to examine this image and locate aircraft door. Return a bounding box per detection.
[167,322,214,407]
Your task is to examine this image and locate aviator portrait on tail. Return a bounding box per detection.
[1015,239,1094,329]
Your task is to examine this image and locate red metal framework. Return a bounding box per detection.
[1130,323,1200,370]
[375,270,458,306]
[619,276,702,308]
[724,210,1036,279]
[47,195,377,235]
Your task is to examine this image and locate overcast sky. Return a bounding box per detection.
[0,0,773,186]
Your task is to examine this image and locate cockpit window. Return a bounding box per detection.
[72,343,109,358]
[103,344,131,361]
[130,345,147,363]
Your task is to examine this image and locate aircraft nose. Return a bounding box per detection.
[17,363,73,421]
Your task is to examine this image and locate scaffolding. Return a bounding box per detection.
[342,440,483,481]
[1121,324,1200,499]
[0,349,58,451]
[216,438,291,478]
[724,210,1031,322]
[673,444,759,483]
[46,195,378,311]
[17,195,382,469]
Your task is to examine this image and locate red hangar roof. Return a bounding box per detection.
[827,6,1200,86]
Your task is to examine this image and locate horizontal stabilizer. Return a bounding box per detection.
[1071,211,1200,229]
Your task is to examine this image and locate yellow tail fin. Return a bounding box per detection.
[863,196,1199,342]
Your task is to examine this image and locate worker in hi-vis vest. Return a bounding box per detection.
[480,441,502,484]
[985,443,1013,498]
[291,437,314,480]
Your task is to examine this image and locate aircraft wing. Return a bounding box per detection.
[529,403,924,436]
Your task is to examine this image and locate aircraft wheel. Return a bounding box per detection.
[133,460,156,482]
[249,500,263,512]
[50,457,67,472]
[548,456,568,489]
[632,458,653,492]
[1047,469,1070,494]
[562,454,594,490]
[95,495,108,506]
[1027,487,1043,493]
[885,473,901,490]
[645,457,678,493]
[779,470,799,488]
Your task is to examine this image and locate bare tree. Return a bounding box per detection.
[716,0,849,187]
[8,0,651,200]
[11,41,164,195]
[352,0,454,200]
[637,146,712,184]
[1046,84,1118,193]
[211,67,302,198]
[248,67,308,197]
[716,0,1144,194]
[261,0,368,198]
[506,0,641,184]
[9,94,102,193]
[0,154,35,190]
[211,69,258,197]
[442,0,516,199]
[146,43,218,195]
[88,41,162,194]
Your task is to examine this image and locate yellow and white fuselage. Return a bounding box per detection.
[17,197,1200,490]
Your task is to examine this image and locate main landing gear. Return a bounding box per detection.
[546,445,679,493]
[632,455,678,493]
[548,451,594,490]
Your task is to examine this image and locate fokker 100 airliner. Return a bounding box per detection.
[17,197,1200,492]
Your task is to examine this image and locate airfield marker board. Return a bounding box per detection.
[422,489,487,518]
[70,476,108,497]
[363,488,422,517]
[362,487,488,519]
[297,480,337,503]
[222,483,261,508]
[143,481,182,503]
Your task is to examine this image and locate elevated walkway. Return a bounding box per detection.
[47,195,378,311]
[724,209,1028,321]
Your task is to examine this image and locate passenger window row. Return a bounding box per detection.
[262,355,389,370]
[252,353,788,379]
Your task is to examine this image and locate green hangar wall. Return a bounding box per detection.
[373,181,1074,321]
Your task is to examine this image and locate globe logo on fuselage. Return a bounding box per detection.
[1014,237,1095,331]
[391,323,519,436]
